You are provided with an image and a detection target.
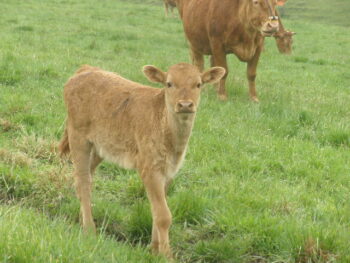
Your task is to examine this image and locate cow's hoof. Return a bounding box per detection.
[250,96,259,103]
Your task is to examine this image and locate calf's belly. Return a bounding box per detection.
[95,144,136,170]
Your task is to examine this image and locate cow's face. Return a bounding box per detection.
[249,0,287,36]
[274,30,295,54]
[143,63,225,116]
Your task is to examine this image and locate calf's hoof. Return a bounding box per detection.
[150,243,173,261]
[150,241,159,254]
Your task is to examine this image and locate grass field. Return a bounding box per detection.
[1,0,350,262]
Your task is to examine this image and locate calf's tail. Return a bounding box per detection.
[58,126,70,157]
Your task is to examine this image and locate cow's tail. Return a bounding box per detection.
[58,125,70,157]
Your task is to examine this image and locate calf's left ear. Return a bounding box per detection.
[201,67,226,84]
[276,0,287,6]
[143,65,166,84]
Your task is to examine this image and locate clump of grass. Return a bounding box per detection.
[296,237,337,263]
[0,205,165,263]
[15,25,34,31]
[14,134,59,164]
[123,176,146,203]
[91,199,127,241]
[322,130,350,148]
[0,54,22,86]
[294,56,309,63]
[0,149,33,167]
[126,200,152,244]
[298,111,314,126]
[38,67,59,79]
[0,118,22,132]
[189,239,243,263]
[171,191,209,225]
[88,40,98,50]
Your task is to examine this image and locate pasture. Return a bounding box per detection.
[0,0,350,262]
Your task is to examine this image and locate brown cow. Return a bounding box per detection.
[59,63,225,258]
[176,0,289,102]
[163,0,177,17]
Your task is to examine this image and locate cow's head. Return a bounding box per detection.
[248,0,288,36]
[143,63,225,116]
[274,30,296,54]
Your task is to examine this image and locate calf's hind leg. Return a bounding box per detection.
[69,133,96,233]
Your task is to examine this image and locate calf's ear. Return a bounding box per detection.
[143,65,166,84]
[276,0,287,6]
[201,67,226,84]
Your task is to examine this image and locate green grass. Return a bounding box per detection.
[280,0,350,27]
[1,0,350,262]
[0,205,164,263]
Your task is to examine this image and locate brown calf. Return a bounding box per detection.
[59,63,225,258]
[176,0,289,102]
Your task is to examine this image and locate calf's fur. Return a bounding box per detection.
[59,63,225,258]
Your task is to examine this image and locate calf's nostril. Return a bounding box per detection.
[179,102,193,108]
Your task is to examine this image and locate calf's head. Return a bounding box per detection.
[274,30,295,54]
[247,0,288,36]
[143,63,225,115]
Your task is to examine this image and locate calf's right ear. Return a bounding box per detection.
[143,65,166,84]
[201,67,226,84]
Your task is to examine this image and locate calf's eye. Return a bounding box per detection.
[196,83,201,88]
[167,82,172,88]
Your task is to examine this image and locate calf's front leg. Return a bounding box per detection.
[142,171,172,259]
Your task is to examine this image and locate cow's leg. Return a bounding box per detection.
[247,48,262,102]
[211,44,228,101]
[69,133,95,233]
[191,48,204,72]
[164,2,169,17]
[142,171,172,258]
[170,7,175,18]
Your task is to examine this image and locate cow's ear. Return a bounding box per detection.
[143,65,166,84]
[276,0,287,6]
[201,67,226,84]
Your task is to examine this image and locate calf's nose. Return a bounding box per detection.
[177,101,194,113]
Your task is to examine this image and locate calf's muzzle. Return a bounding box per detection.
[176,100,195,113]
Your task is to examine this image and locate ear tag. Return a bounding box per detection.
[269,16,278,22]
